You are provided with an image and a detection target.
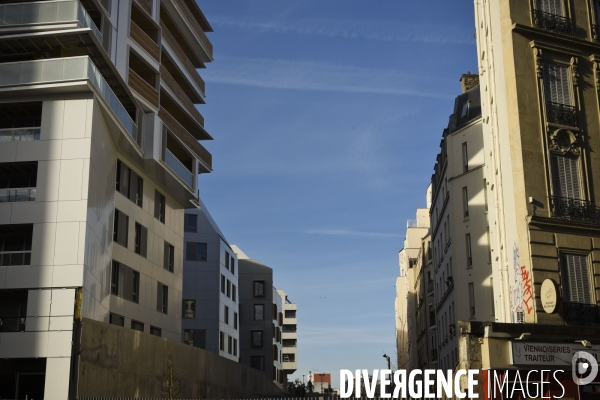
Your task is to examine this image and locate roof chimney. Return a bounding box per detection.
[460,72,479,93]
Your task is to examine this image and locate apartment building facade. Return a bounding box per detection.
[182,200,239,362]
[277,288,298,382]
[0,0,213,398]
[234,246,285,391]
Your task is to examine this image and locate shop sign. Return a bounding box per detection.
[511,341,600,366]
[540,279,559,314]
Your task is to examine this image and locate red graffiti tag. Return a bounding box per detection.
[521,265,534,314]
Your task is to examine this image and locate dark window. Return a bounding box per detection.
[227,279,231,298]
[233,338,238,356]
[221,274,225,294]
[251,356,265,371]
[154,190,165,223]
[109,313,124,327]
[131,320,144,332]
[551,154,580,200]
[273,304,278,320]
[0,290,27,332]
[157,282,168,314]
[184,329,195,345]
[462,187,469,218]
[0,224,32,266]
[252,330,263,347]
[183,299,195,319]
[254,304,264,321]
[462,142,468,172]
[113,209,129,248]
[234,312,238,329]
[164,242,174,272]
[224,305,229,324]
[186,242,207,261]
[253,281,265,297]
[134,222,148,257]
[466,234,472,267]
[232,284,237,302]
[561,253,592,304]
[150,326,161,336]
[110,261,140,303]
[228,335,233,354]
[543,62,572,105]
[231,255,235,275]
[0,101,41,130]
[184,214,197,232]
[219,331,225,351]
[116,160,143,207]
[225,252,230,270]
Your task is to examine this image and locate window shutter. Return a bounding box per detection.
[544,63,572,105]
[562,254,592,304]
[140,226,148,258]
[551,154,580,199]
[537,0,564,15]
[186,242,196,261]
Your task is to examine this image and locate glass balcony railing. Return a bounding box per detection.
[0,250,31,266]
[0,56,136,139]
[165,149,193,188]
[0,127,40,141]
[0,0,101,41]
[0,188,36,202]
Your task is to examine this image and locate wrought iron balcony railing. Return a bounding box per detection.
[549,196,600,224]
[532,9,575,36]
[546,102,577,126]
[564,302,599,325]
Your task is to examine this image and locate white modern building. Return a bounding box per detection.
[182,200,239,361]
[277,288,298,382]
[0,0,213,398]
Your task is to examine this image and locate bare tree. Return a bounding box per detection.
[160,345,184,398]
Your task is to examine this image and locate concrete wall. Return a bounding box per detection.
[76,318,284,398]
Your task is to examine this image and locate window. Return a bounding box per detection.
[543,63,572,105]
[225,252,230,270]
[234,312,238,329]
[0,224,32,266]
[231,255,236,275]
[232,284,237,302]
[150,326,161,336]
[252,330,263,347]
[0,290,27,332]
[157,282,168,314]
[221,274,225,294]
[219,331,225,351]
[233,338,238,356]
[131,320,144,332]
[113,209,129,248]
[154,190,165,223]
[134,222,148,257]
[468,283,476,318]
[273,304,278,320]
[224,305,229,324]
[186,242,207,261]
[116,160,143,207]
[537,0,564,16]
[228,335,232,354]
[111,261,140,303]
[461,100,470,118]
[227,279,231,298]
[561,254,592,304]
[254,281,265,297]
[184,329,195,345]
[466,234,472,267]
[487,228,492,262]
[462,187,469,218]
[184,214,197,232]
[251,356,265,371]
[462,142,468,172]
[551,154,580,199]
[254,304,264,321]
[109,313,124,327]
[483,179,488,212]
[183,300,195,319]
[273,344,278,361]
[164,242,174,272]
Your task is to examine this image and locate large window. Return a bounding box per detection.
[116,160,143,207]
[561,254,592,305]
[184,214,197,232]
[157,282,168,314]
[134,222,148,257]
[0,224,32,266]
[544,63,572,105]
[253,281,265,297]
[0,290,27,332]
[113,209,129,248]
[551,154,580,199]
[110,261,140,303]
[186,242,207,261]
[537,0,564,17]
[254,304,264,321]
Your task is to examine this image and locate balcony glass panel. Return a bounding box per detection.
[0,188,35,202]
[165,149,193,188]
[0,56,136,139]
[0,1,101,41]
[0,127,40,141]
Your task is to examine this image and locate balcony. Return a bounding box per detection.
[0,127,39,142]
[0,224,32,266]
[532,10,575,36]
[549,196,600,224]
[0,56,137,140]
[165,149,193,188]
[160,65,204,127]
[0,188,35,202]
[546,102,577,126]
[564,302,599,325]
[0,0,101,41]
[128,68,158,108]
[130,20,159,61]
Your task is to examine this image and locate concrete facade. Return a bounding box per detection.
[277,289,298,380]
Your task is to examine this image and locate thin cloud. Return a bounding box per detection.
[304,229,402,238]
[210,16,474,45]
[301,325,392,346]
[204,56,454,99]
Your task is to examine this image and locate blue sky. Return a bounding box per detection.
[196,0,477,387]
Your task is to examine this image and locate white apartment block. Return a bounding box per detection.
[277,288,298,380]
[0,0,213,398]
[182,200,239,362]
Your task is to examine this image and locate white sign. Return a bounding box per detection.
[511,341,600,366]
[540,279,558,314]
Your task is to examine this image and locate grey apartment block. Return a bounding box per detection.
[277,289,298,379]
[182,200,239,361]
[0,0,214,398]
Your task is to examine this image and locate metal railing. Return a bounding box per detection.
[0,0,101,41]
[564,302,599,325]
[532,9,575,36]
[0,56,136,139]
[165,149,193,188]
[0,188,36,202]
[0,250,31,266]
[0,127,40,141]
[0,316,26,332]
[546,101,577,126]
[549,196,600,224]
